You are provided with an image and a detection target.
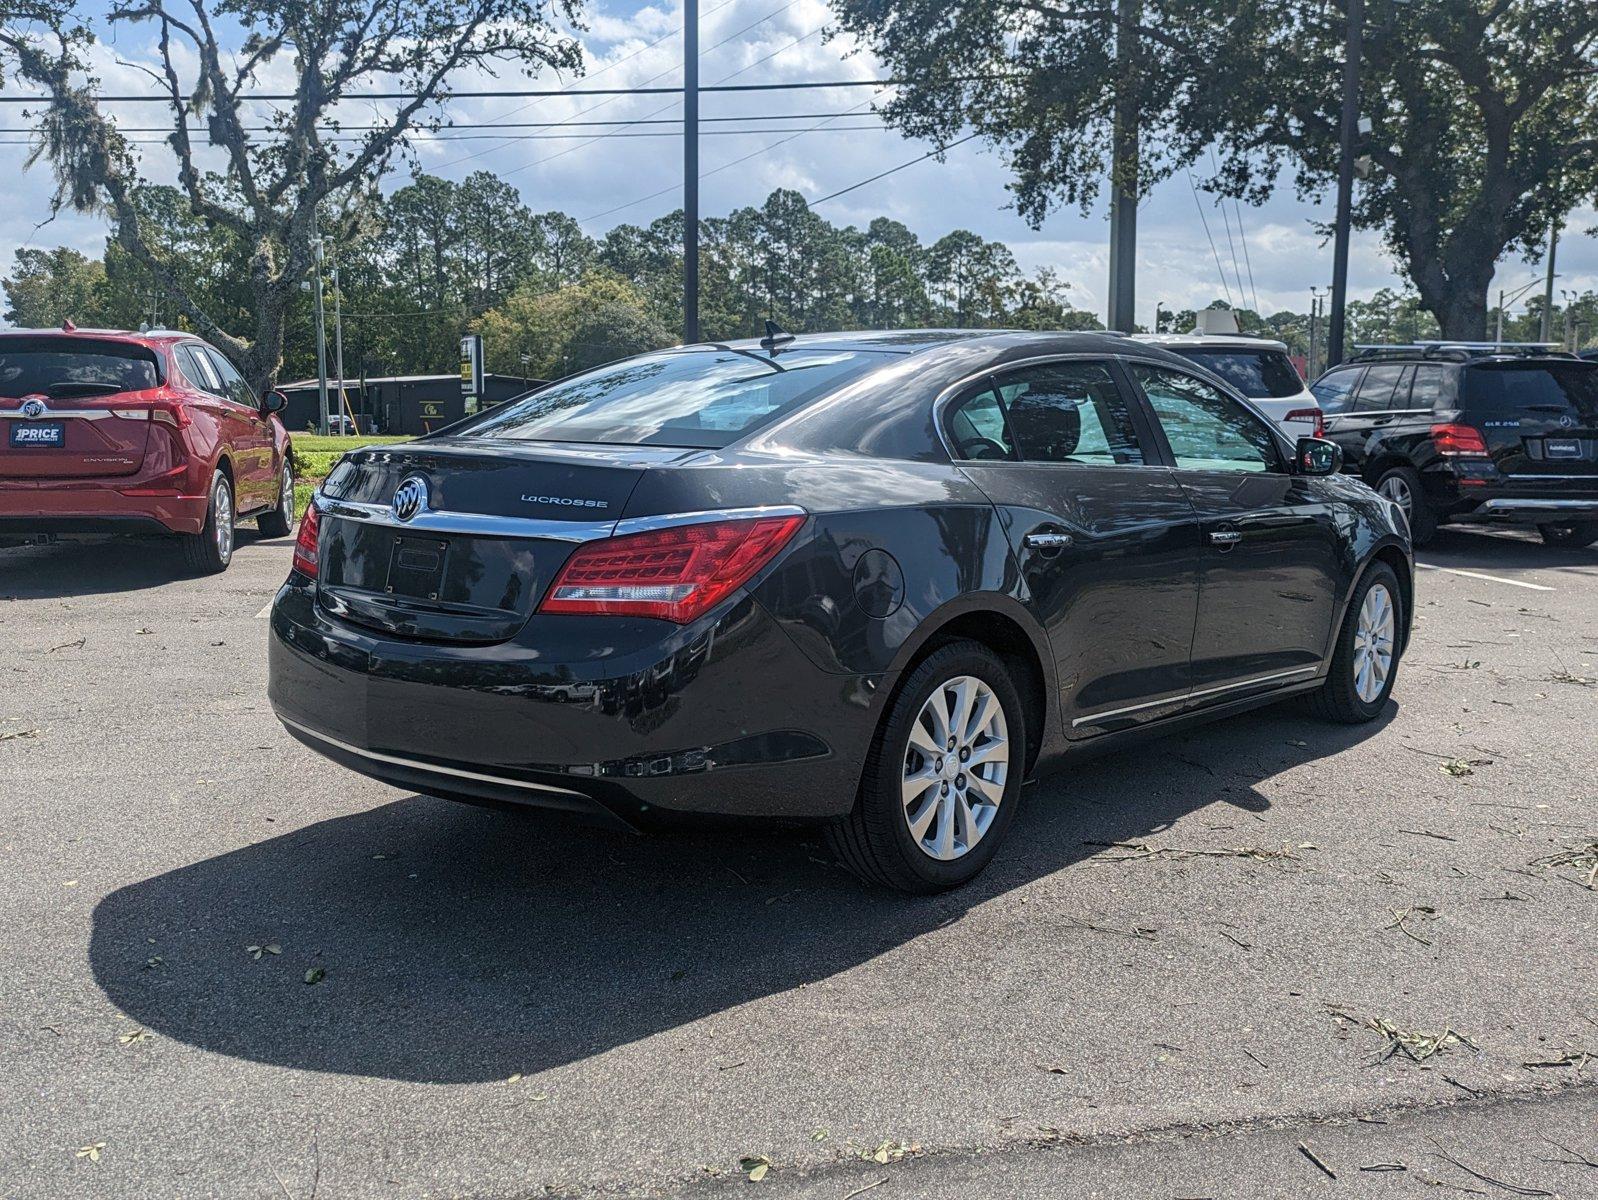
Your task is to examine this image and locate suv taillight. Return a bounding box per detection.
[1284,407,1325,437]
[1432,423,1489,457]
[292,502,320,578]
[539,514,805,624]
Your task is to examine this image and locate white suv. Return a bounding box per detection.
[1131,332,1322,438]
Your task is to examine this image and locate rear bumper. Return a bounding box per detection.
[0,480,208,536]
[1450,496,1598,526]
[267,579,886,823]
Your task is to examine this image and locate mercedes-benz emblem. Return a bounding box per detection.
[19,398,46,419]
[391,475,429,522]
[1558,414,1577,429]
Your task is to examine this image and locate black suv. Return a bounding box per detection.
[1311,344,1598,546]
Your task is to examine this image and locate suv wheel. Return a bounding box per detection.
[1374,466,1435,545]
[180,469,235,574]
[825,640,1026,894]
[1311,561,1401,724]
[1537,521,1598,549]
[258,463,295,538]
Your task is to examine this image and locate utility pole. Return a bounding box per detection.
[1540,215,1558,342]
[312,208,330,436]
[1326,0,1363,368]
[1309,288,1326,379]
[332,260,349,433]
[682,0,700,344]
[1105,0,1141,332]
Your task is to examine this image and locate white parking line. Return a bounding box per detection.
[254,602,274,618]
[1415,563,1554,592]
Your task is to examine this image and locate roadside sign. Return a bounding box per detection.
[460,334,484,415]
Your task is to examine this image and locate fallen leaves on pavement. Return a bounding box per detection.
[1365,1017,1476,1064]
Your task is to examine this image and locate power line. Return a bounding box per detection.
[0,78,902,105]
[0,124,887,148]
[809,132,981,205]
[1233,197,1260,315]
[1187,169,1234,308]
[0,110,889,134]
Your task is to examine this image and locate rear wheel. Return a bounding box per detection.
[180,469,234,575]
[1537,521,1598,549]
[825,640,1026,894]
[257,463,295,537]
[1374,466,1435,545]
[1311,561,1401,724]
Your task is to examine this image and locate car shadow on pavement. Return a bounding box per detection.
[1421,527,1598,575]
[88,703,1394,1084]
[0,531,279,598]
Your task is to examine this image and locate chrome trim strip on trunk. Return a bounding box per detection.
[314,493,808,543]
[278,715,596,801]
[1071,665,1319,728]
[3,407,125,421]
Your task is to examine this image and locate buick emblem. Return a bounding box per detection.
[391,475,429,522]
[19,398,46,419]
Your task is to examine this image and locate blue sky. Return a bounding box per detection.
[3,0,1594,330]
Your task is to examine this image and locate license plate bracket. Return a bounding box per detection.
[9,421,64,448]
[1545,437,1582,460]
[385,536,451,601]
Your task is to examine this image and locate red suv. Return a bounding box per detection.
[0,327,295,573]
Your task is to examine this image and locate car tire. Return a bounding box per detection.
[1310,561,1402,724]
[258,463,295,538]
[1537,521,1598,549]
[180,469,235,575]
[825,640,1027,894]
[1373,466,1435,545]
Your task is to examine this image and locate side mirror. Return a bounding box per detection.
[264,389,289,415]
[1294,436,1342,477]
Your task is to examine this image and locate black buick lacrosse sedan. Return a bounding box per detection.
[269,329,1411,892]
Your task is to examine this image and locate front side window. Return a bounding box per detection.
[1174,348,1305,399]
[1131,363,1277,474]
[457,347,895,449]
[1311,367,1363,414]
[204,348,258,409]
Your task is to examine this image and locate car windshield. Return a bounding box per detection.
[1459,361,1598,420]
[1175,348,1305,399]
[0,338,161,398]
[455,347,896,448]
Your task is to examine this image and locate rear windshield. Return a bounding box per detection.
[456,347,896,448]
[1460,361,1598,420]
[0,338,161,398]
[1174,348,1305,399]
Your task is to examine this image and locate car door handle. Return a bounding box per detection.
[1209,530,1243,547]
[1023,531,1073,550]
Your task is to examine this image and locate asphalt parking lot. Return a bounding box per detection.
[1,526,1595,1199]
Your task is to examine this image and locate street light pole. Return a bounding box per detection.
[1326,0,1363,368]
[682,0,700,344]
[1540,214,1558,343]
[312,208,330,436]
[1105,0,1141,333]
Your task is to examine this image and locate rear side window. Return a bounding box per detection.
[0,338,160,398]
[1460,362,1598,420]
[1408,364,1449,410]
[1311,367,1363,414]
[1174,348,1305,399]
[946,361,1146,465]
[1348,363,1411,412]
[179,345,223,394]
[457,347,895,448]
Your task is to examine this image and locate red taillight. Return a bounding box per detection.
[1432,423,1488,457]
[539,514,806,623]
[1284,407,1325,437]
[292,502,320,578]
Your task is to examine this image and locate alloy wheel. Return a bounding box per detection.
[1378,474,1412,519]
[1352,582,1395,704]
[901,675,1009,861]
[280,468,295,525]
[215,477,234,562]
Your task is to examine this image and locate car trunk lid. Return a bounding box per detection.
[314,439,684,643]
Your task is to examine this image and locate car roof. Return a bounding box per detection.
[0,326,200,347]
[689,328,1146,359]
[1130,333,1291,353]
